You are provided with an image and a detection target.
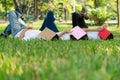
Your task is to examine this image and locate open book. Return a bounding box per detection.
[98,28,111,39]
[39,27,58,40]
[70,26,87,40]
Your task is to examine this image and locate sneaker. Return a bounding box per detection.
[0,33,7,38]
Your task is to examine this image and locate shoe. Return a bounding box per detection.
[0,33,7,38]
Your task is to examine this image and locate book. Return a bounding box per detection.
[70,26,87,40]
[98,28,111,39]
[39,27,58,40]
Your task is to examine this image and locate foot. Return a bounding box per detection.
[0,33,7,38]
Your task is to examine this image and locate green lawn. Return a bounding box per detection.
[0,22,120,80]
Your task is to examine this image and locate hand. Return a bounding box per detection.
[102,23,108,28]
[98,23,108,31]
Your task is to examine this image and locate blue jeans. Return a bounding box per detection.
[3,24,11,36]
[3,10,26,37]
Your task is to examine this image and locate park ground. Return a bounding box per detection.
[0,21,120,80]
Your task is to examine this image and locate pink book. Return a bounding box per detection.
[71,26,87,40]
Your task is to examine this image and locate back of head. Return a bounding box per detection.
[106,33,114,40]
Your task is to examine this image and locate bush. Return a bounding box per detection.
[89,7,112,25]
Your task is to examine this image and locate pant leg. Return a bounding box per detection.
[3,24,11,36]
[8,10,26,37]
[40,18,59,32]
[72,12,88,28]
[77,13,88,28]
[72,12,77,28]
[40,11,59,32]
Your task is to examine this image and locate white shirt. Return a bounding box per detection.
[87,32,101,40]
[56,32,71,40]
[15,29,41,40]
[15,30,101,40]
[56,32,101,40]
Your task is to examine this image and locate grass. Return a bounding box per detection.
[0,21,120,80]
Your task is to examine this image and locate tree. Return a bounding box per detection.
[34,0,38,21]
[13,0,21,13]
[0,0,118,23]
[117,0,120,27]
[4,0,7,21]
[0,0,13,21]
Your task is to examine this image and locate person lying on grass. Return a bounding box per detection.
[0,10,113,40]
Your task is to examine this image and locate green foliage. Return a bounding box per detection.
[89,7,112,25]
[93,0,106,8]
[76,4,82,12]
[0,0,118,22]
[0,0,14,11]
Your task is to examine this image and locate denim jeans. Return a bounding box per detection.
[3,10,26,37]
[3,24,11,36]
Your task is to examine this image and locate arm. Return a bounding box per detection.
[82,28,102,32]
[57,28,101,38]
[57,30,71,38]
[82,23,108,32]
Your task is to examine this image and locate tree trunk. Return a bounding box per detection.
[26,3,32,17]
[5,0,7,21]
[117,0,120,27]
[94,0,97,8]
[34,0,38,21]
[13,0,22,14]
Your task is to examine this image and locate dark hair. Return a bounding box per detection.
[106,33,114,40]
[70,35,88,40]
